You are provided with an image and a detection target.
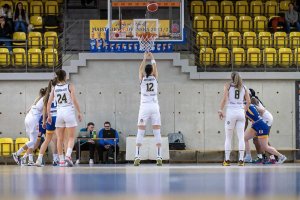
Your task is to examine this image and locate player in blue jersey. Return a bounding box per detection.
[35,78,59,167]
[244,104,287,164]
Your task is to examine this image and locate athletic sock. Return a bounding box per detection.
[66,148,72,158]
[156,146,161,158]
[257,154,263,159]
[135,146,141,158]
[225,151,231,161]
[239,150,245,161]
[270,155,275,160]
[22,153,28,158]
[38,154,43,162]
[53,154,59,161]
[28,154,33,162]
[59,155,64,162]
[16,147,24,156]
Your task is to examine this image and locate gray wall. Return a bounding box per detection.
[0,59,296,151]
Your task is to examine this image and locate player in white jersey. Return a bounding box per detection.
[12,87,47,165]
[134,52,162,166]
[218,72,251,166]
[47,70,82,167]
[35,78,60,167]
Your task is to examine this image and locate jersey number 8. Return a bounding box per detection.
[57,93,67,104]
[235,90,240,99]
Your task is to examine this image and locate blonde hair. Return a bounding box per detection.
[231,72,243,90]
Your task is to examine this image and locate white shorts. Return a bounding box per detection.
[24,113,39,136]
[55,106,78,128]
[225,108,245,129]
[262,110,273,127]
[137,103,161,126]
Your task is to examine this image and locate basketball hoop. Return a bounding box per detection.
[137,32,157,52]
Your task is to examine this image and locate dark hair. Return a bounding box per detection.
[104,121,111,126]
[14,2,26,21]
[43,78,58,107]
[39,87,47,97]
[56,69,66,82]
[249,88,264,107]
[289,2,294,6]
[145,64,153,78]
[87,122,95,127]
[3,4,10,10]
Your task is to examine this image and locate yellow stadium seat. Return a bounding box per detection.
[289,32,300,49]
[193,15,207,32]
[232,48,245,67]
[243,32,257,49]
[15,138,29,156]
[263,48,277,67]
[212,31,226,49]
[199,48,214,66]
[235,1,249,16]
[224,16,237,32]
[278,48,292,67]
[30,0,43,16]
[294,48,300,66]
[191,1,204,16]
[250,1,264,17]
[247,48,261,67]
[44,31,58,48]
[274,32,287,49]
[209,15,222,32]
[30,16,43,30]
[258,31,272,49]
[220,1,234,16]
[0,48,10,67]
[28,48,42,67]
[0,138,13,156]
[265,1,278,17]
[239,16,252,32]
[45,0,59,15]
[196,32,210,48]
[280,1,291,11]
[0,1,13,11]
[44,48,58,67]
[12,48,26,67]
[205,1,219,16]
[12,32,26,46]
[254,16,267,32]
[228,31,242,49]
[216,47,230,66]
[28,32,42,48]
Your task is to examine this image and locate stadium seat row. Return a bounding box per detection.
[0,137,29,156]
[191,0,291,17]
[193,15,276,32]
[199,47,298,67]
[0,0,60,16]
[0,47,59,67]
[12,31,58,48]
[197,31,300,49]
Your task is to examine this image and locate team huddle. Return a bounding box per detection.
[10,53,287,167]
[219,72,287,166]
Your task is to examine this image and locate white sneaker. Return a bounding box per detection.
[156,157,163,166]
[133,157,141,166]
[89,159,94,165]
[65,156,74,167]
[12,153,20,165]
[244,155,253,163]
[59,160,65,167]
[20,157,27,166]
[27,161,35,166]
[75,159,80,165]
[277,155,287,164]
[36,159,43,167]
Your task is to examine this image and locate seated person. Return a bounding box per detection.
[98,121,119,164]
[75,122,96,164]
[0,16,12,52]
[13,2,29,33]
[285,3,300,33]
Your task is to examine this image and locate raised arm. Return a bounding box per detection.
[139,53,147,81]
[149,52,158,79]
[218,83,229,120]
[69,84,82,122]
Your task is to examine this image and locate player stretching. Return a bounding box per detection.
[134,52,162,166]
[47,70,82,167]
[218,72,251,166]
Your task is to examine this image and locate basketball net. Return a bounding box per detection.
[137,32,157,52]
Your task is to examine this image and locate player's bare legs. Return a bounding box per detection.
[134,125,145,166]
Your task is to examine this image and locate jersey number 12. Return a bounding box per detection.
[57,93,67,104]
[146,83,154,92]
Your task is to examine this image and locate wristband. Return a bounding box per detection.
[151,59,156,65]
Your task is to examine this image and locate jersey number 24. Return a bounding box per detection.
[57,93,67,104]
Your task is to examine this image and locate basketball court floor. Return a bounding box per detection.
[0,163,300,200]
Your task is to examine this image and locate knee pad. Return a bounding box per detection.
[136,129,145,144]
[153,129,161,144]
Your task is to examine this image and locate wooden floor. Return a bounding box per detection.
[0,163,300,200]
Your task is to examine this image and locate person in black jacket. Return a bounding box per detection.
[0,16,12,52]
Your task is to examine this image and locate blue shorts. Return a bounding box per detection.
[252,120,270,138]
[46,116,56,132]
[39,116,46,135]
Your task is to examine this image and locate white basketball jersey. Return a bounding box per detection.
[140,75,158,104]
[54,84,73,108]
[227,83,246,109]
[30,97,44,116]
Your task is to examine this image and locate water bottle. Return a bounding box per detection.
[93,131,97,139]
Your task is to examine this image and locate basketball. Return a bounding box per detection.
[147,2,158,12]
